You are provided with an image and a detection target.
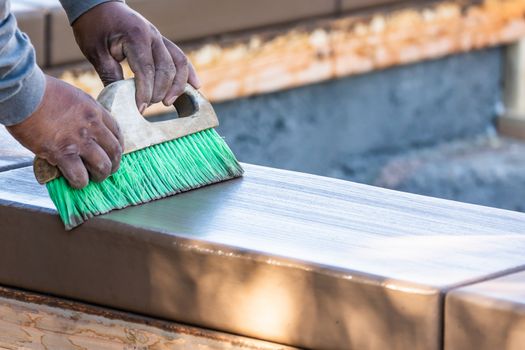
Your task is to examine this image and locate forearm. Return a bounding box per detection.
[0,0,45,126]
[59,0,125,24]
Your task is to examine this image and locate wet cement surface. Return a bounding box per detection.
[2,164,525,287]
[2,164,525,349]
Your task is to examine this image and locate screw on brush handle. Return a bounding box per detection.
[34,79,219,185]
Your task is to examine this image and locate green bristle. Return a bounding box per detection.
[46,129,244,230]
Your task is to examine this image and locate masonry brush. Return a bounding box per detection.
[33,79,243,230]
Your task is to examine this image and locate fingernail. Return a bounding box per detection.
[139,103,147,114]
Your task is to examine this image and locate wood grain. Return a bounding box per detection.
[2,165,525,348]
[445,271,525,350]
[0,287,294,350]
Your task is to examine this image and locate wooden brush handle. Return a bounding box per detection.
[34,79,219,185]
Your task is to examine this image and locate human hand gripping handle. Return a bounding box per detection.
[72,1,201,114]
[7,76,124,189]
[33,79,219,185]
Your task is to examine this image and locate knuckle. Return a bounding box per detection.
[142,63,155,76]
[149,23,160,35]
[59,143,80,157]
[78,127,89,139]
[98,71,118,85]
[158,65,176,77]
[83,110,99,124]
[83,138,96,149]
[175,55,188,67]
[128,25,147,38]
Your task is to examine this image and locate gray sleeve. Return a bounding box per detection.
[60,0,125,24]
[0,0,46,126]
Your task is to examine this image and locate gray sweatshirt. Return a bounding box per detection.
[0,0,122,126]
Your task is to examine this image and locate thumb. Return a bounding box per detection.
[92,52,124,86]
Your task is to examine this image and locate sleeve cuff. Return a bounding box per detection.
[60,0,125,24]
[0,65,45,126]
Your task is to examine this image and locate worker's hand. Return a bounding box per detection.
[6,76,123,189]
[72,1,201,114]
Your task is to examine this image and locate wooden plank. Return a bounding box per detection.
[59,0,525,104]
[0,286,295,349]
[2,165,525,348]
[445,270,525,350]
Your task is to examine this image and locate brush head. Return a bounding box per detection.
[46,128,243,230]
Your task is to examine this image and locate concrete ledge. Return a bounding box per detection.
[2,164,525,348]
[445,271,525,350]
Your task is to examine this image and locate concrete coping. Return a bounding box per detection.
[1,161,525,348]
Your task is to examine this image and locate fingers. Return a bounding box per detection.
[55,151,89,189]
[123,38,155,113]
[92,51,124,87]
[80,141,113,183]
[162,38,190,105]
[123,31,201,111]
[151,38,176,104]
[93,124,122,174]
[187,60,202,90]
[100,109,124,148]
[56,111,123,187]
